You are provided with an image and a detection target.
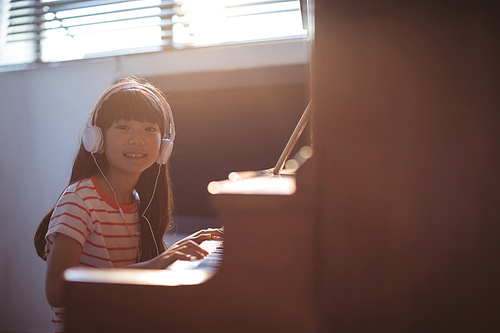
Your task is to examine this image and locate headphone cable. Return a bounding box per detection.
[141,163,161,258]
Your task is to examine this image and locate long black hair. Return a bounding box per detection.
[34,77,174,262]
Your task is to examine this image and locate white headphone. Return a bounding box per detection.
[82,82,175,165]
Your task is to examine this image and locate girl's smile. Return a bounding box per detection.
[124,153,147,158]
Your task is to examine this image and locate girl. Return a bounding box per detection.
[34,77,223,332]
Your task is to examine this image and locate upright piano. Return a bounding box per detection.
[64,155,319,332]
[64,1,500,332]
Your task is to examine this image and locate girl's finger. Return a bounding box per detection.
[176,244,208,257]
[172,252,192,261]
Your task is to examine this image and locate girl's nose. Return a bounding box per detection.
[129,132,145,145]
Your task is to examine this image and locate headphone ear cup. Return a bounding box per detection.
[156,139,173,165]
[83,126,103,153]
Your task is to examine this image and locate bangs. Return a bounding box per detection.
[96,89,166,134]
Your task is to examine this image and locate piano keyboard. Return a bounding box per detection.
[166,240,224,272]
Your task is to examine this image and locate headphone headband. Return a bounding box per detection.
[88,83,175,141]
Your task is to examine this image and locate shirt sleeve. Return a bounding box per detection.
[45,190,93,250]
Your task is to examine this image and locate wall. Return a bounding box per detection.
[149,65,310,218]
[0,40,309,332]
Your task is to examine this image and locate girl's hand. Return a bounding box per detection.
[133,239,208,269]
[173,227,224,246]
[149,239,209,269]
[129,228,224,269]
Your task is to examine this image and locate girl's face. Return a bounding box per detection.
[102,119,162,179]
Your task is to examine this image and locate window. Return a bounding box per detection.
[0,0,307,67]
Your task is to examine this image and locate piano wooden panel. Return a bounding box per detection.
[313,0,500,331]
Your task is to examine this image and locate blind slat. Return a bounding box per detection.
[9,1,175,20]
[11,0,175,12]
[8,19,174,37]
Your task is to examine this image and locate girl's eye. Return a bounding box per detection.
[117,125,128,130]
[146,127,158,132]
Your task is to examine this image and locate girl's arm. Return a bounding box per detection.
[45,233,82,308]
[128,239,208,269]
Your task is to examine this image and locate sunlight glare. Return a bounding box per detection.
[173,0,306,46]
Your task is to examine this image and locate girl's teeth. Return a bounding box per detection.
[125,153,144,157]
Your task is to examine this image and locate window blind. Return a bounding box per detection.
[1,0,306,66]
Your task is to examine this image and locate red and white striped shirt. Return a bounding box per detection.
[45,177,140,332]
